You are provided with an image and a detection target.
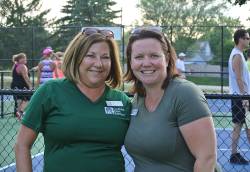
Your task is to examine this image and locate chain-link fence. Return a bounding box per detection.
[0,26,125,70]
[0,25,247,93]
[1,89,250,171]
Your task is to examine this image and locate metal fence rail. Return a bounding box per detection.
[1,89,250,171]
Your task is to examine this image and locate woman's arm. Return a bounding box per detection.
[19,65,32,89]
[180,117,217,172]
[15,125,38,172]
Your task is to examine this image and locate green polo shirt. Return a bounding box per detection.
[22,79,131,172]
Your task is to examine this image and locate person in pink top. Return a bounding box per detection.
[52,51,64,78]
[37,47,58,85]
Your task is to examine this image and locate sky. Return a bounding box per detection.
[41,0,250,26]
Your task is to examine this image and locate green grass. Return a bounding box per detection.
[186,76,228,86]
[122,76,229,92]
[3,75,228,90]
[213,116,233,129]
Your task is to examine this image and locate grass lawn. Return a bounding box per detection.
[186,76,228,86]
[123,76,229,93]
[213,115,233,129]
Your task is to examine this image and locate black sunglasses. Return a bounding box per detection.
[131,26,171,52]
[81,28,114,38]
[131,26,163,36]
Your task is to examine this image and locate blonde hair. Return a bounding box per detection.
[62,32,122,88]
[55,51,64,60]
[12,53,26,63]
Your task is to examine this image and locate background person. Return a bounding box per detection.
[52,51,64,78]
[15,28,131,172]
[37,47,58,85]
[228,28,250,164]
[124,27,217,172]
[10,53,32,120]
[176,52,186,78]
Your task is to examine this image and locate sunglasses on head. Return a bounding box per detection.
[131,26,163,36]
[81,28,114,38]
[131,26,171,53]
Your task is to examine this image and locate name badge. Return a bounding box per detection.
[106,101,123,107]
[131,108,138,116]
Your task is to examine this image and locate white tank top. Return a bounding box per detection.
[228,47,250,94]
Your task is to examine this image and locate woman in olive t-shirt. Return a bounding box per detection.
[124,27,217,172]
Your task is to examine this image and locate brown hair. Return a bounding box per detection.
[234,28,248,45]
[12,53,26,63]
[62,32,122,88]
[124,29,179,96]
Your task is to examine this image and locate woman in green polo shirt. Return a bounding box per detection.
[124,27,217,172]
[15,28,131,172]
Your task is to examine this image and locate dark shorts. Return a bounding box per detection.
[11,85,31,101]
[231,99,249,124]
[13,94,31,101]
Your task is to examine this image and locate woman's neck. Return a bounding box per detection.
[144,87,165,112]
[77,82,106,102]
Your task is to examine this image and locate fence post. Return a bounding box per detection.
[220,26,224,94]
[1,72,4,118]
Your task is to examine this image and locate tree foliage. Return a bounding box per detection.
[0,0,50,27]
[138,0,229,35]
[57,0,120,26]
[0,0,51,69]
[52,0,121,51]
[137,0,242,65]
[227,0,249,5]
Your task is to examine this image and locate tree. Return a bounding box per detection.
[52,0,121,50]
[0,0,51,69]
[0,0,50,27]
[137,0,229,36]
[137,0,242,65]
[227,0,249,5]
[58,0,120,26]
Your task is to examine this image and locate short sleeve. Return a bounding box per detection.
[175,81,211,126]
[22,83,51,133]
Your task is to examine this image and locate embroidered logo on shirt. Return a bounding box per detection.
[104,107,126,116]
[106,101,123,107]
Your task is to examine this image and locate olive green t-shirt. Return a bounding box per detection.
[124,78,211,172]
[22,79,131,172]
